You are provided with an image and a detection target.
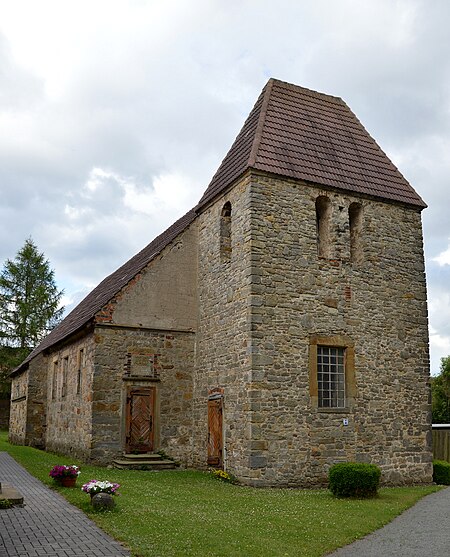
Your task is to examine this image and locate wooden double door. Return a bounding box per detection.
[125,387,155,453]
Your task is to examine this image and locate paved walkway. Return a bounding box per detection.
[0,452,130,557]
[1,451,449,557]
[328,485,450,557]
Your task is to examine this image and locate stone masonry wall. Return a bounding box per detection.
[9,353,48,448]
[91,325,195,464]
[194,175,255,478]
[246,173,432,486]
[45,334,95,460]
[25,353,48,449]
[8,370,28,444]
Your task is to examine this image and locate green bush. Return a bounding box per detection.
[433,460,450,485]
[328,462,381,498]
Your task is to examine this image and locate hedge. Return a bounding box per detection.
[328,462,381,498]
[433,460,450,485]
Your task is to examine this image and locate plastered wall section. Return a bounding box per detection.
[45,333,95,460]
[194,175,255,478]
[246,174,432,486]
[99,225,198,331]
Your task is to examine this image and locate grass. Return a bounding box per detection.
[0,430,441,557]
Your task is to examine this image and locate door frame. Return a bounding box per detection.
[125,386,156,453]
[207,392,224,468]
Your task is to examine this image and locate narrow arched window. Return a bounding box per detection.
[220,202,232,262]
[349,202,363,263]
[315,196,331,258]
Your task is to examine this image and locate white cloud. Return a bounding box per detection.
[433,246,450,267]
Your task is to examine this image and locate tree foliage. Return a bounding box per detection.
[0,237,64,359]
[431,356,450,424]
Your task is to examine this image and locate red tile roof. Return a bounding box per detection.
[197,78,426,209]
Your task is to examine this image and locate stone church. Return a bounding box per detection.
[9,79,432,486]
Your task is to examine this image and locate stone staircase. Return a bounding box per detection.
[112,452,179,471]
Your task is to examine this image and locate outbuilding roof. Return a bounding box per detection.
[197,78,426,209]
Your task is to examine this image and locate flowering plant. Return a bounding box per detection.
[81,480,120,496]
[209,468,236,483]
[49,465,80,480]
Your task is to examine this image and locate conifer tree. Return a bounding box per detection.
[0,238,64,361]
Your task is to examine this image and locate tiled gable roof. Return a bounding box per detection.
[198,78,426,209]
[12,209,197,374]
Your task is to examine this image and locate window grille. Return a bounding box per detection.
[317,346,345,408]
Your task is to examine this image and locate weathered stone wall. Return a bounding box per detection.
[8,370,28,444]
[91,325,195,464]
[194,175,255,477]
[245,173,432,486]
[25,353,48,449]
[45,334,95,460]
[9,353,48,448]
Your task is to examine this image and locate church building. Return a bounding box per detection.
[9,79,432,486]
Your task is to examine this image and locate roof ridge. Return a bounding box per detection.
[269,78,344,102]
[248,78,274,167]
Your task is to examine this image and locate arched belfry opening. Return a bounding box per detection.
[220,202,232,262]
[315,196,331,258]
[349,202,363,263]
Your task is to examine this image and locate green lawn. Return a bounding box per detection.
[0,431,441,557]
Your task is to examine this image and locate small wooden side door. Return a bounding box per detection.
[207,397,223,468]
[126,387,155,453]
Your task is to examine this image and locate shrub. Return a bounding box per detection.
[209,468,237,484]
[433,460,450,485]
[328,462,381,498]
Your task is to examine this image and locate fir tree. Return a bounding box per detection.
[0,238,64,356]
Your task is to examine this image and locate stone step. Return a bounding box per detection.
[119,453,167,461]
[112,452,180,470]
[112,458,179,471]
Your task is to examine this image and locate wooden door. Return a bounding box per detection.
[207,398,223,467]
[126,387,155,453]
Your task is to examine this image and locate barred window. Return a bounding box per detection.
[317,346,345,408]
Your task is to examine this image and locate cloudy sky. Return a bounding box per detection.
[1,0,449,374]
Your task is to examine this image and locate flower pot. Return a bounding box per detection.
[60,477,77,487]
